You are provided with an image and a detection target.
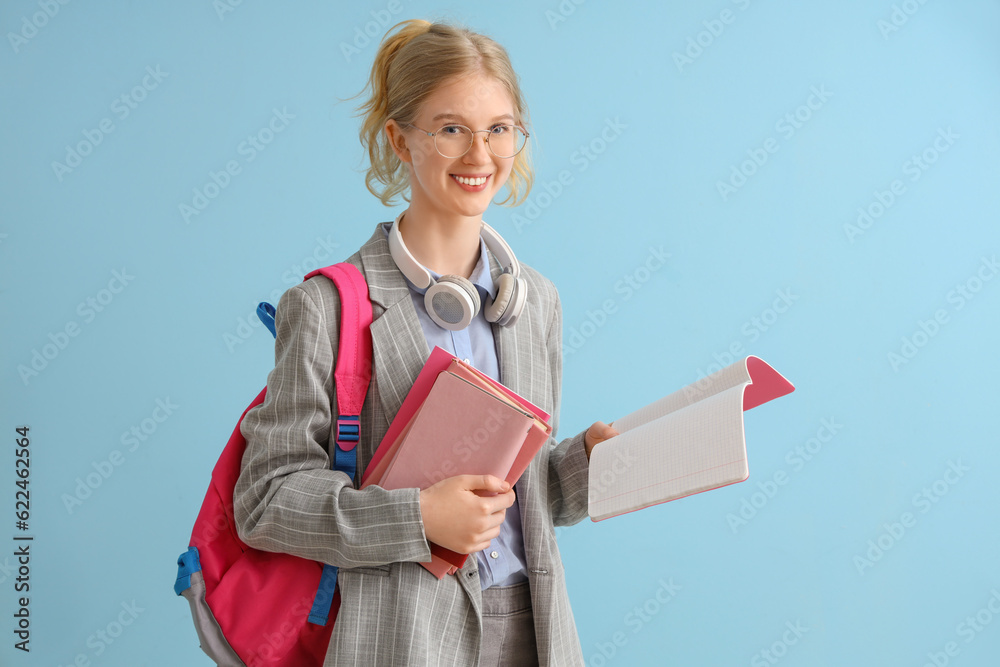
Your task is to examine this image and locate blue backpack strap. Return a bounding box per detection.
[301,262,373,627]
[174,546,201,595]
[308,565,340,625]
[257,302,277,338]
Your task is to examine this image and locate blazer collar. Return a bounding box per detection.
[358,223,412,311]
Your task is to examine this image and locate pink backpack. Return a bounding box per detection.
[174,263,372,666]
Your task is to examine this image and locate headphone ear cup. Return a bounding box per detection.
[425,275,480,331]
[489,274,526,327]
[485,272,515,324]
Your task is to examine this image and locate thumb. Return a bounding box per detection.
[473,474,511,493]
[590,420,619,441]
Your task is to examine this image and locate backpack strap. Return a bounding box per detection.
[256,302,277,338]
[305,263,373,484]
[302,262,373,626]
[258,263,373,481]
[255,262,373,627]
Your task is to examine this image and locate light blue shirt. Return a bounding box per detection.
[381,222,528,589]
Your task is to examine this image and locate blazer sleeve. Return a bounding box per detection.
[233,281,433,568]
[540,283,592,527]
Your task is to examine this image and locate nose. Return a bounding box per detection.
[464,130,492,162]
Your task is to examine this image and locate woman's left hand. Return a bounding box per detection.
[584,421,619,461]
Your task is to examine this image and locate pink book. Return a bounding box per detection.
[379,371,535,489]
[361,347,553,578]
[362,347,552,487]
[446,362,551,486]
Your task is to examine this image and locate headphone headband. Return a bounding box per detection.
[480,221,519,281]
[387,211,526,330]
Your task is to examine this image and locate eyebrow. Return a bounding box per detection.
[431,112,516,123]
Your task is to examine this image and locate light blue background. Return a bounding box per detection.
[2,1,998,665]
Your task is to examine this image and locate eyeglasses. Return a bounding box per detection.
[405,122,529,159]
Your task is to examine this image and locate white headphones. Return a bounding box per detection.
[387,211,527,331]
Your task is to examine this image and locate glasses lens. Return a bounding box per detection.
[434,125,473,158]
[488,125,527,158]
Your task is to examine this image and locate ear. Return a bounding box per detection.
[384,119,411,164]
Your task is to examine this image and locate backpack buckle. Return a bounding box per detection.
[335,415,360,451]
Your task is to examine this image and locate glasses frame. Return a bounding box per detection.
[404,122,530,159]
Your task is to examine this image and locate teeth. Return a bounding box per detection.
[454,175,488,186]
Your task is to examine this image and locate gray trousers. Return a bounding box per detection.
[479,581,539,667]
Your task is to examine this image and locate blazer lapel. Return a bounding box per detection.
[357,226,429,427]
[490,259,545,572]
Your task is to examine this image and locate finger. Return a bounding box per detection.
[468,474,511,494]
[594,421,618,440]
[471,537,495,553]
[480,516,505,541]
[482,493,514,515]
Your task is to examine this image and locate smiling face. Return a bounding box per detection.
[388,73,519,222]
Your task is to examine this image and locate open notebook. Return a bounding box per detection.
[588,356,794,522]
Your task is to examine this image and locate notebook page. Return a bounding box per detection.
[589,383,749,521]
[613,359,752,434]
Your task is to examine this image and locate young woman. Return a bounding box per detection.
[234,18,617,666]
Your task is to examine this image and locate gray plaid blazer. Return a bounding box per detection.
[234,224,590,666]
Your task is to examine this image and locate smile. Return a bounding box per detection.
[451,174,490,188]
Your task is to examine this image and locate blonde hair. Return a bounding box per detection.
[355,19,533,207]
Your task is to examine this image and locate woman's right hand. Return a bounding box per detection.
[418,474,516,554]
